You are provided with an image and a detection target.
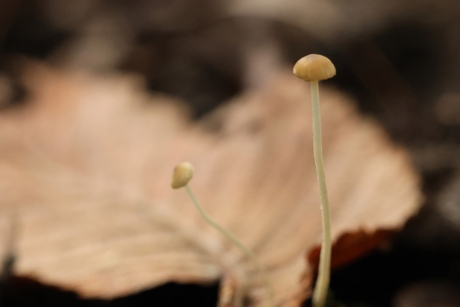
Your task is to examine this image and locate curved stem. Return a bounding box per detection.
[185,185,275,307]
[310,81,332,307]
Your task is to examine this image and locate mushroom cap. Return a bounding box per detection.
[171,162,194,189]
[293,54,336,81]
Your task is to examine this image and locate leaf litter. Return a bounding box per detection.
[0,61,422,306]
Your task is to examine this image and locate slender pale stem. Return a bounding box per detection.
[310,81,332,307]
[185,185,275,307]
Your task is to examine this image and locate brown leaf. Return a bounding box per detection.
[0,61,421,307]
[308,229,396,273]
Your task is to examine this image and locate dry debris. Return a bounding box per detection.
[0,62,421,306]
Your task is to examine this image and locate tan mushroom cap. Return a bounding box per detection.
[171,162,194,189]
[293,54,336,82]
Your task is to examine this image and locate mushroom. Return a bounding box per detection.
[171,162,275,307]
[293,54,336,307]
[171,162,195,189]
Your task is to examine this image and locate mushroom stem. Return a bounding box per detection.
[310,81,332,307]
[184,185,275,307]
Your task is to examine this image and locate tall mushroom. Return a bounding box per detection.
[293,54,336,307]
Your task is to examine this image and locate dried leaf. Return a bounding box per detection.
[0,61,421,306]
[308,229,396,272]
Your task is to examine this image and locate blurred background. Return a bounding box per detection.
[2,0,460,306]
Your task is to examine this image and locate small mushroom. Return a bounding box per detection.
[293,54,336,307]
[171,162,275,307]
[171,162,194,189]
